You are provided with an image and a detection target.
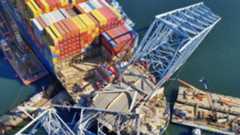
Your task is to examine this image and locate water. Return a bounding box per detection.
[0,52,51,115]
[119,0,240,134]
[0,0,239,134]
[0,51,36,115]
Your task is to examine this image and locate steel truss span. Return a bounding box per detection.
[15,2,221,135]
[15,105,140,135]
[132,2,221,89]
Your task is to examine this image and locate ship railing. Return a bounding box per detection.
[107,0,135,27]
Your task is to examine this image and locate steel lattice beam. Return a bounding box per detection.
[14,2,221,135]
[15,106,140,135]
[132,2,221,90]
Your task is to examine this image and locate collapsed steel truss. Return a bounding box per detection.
[132,2,221,88]
[15,105,140,135]
[15,2,221,135]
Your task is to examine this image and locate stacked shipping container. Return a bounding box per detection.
[25,0,87,17]
[101,24,135,56]
[31,8,70,45]
[25,0,136,69]
[44,14,99,62]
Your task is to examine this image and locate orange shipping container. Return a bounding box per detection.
[101,24,135,55]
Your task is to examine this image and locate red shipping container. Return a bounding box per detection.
[34,0,45,12]
[101,24,135,55]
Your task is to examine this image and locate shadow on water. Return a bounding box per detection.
[1,50,42,89]
[0,47,62,92]
[179,131,192,135]
[0,51,18,80]
[0,47,65,114]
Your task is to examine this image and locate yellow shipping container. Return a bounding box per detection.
[93,28,99,37]
[76,16,89,33]
[50,46,60,55]
[71,0,77,5]
[60,0,68,7]
[52,58,59,63]
[50,25,63,41]
[79,14,96,30]
[25,0,87,14]
[25,2,35,18]
[41,0,50,12]
[26,0,42,17]
[70,17,81,32]
[90,10,108,27]
[79,14,99,36]
[71,17,87,33]
[45,27,58,45]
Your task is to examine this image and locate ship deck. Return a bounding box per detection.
[91,65,170,135]
[55,54,108,102]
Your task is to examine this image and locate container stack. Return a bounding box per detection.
[30,0,123,41]
[90,7,123,32]
[31,9,70,46]
[101,24,136,57]
[25,0,87,17]
[43,14,99,62]
[76,0,123,31]
[24,0,135,70]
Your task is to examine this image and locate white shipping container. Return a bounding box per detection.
[52,10,65,22]
[48,10,60,24]
[102,32,116,47]
[86,1,96,10]
[79,2,93,13]
[90,0,103,9]
[99,0,111,8]
[32,18,44,33]
[47,13,56,25]
[39,9,66,29]
[41,13,51,26]
[124,23,133,31]
[59,9,70,18]
[31,18,47,46]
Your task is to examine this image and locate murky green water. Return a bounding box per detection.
[0,0,240,134]
[0,51,36,115]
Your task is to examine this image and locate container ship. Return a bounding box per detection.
[0,0,221,134]
[1,0,170,134]
[2,0,138,101]
[5,0,136,73]
[2,0,221,100]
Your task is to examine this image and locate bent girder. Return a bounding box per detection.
[15,106,140,135]
[133,2,221,89]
